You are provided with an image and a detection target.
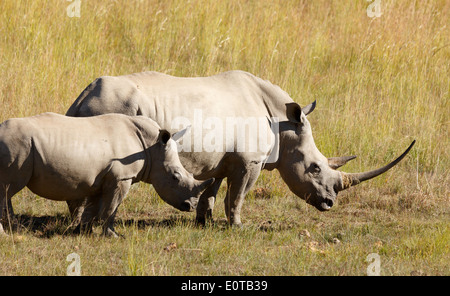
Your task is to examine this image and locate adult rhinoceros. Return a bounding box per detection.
[0,112,213,236]
[67,70,415,226]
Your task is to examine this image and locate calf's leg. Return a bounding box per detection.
[195,178,223,225]
[75,195,100,235]
[67,198,87,229]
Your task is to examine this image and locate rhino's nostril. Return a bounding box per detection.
[326,199,333,208]
[180,201,193,212]
[320,198,334,211]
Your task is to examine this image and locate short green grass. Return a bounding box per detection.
[0,0,448,275]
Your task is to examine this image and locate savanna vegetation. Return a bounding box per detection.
[0,0,448,275]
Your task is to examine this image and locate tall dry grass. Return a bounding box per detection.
[1,0,448,172]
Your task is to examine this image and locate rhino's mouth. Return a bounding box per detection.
[180,200,196,212]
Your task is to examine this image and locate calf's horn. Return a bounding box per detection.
[339,140,416,190]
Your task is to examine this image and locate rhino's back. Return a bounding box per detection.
[69,71,293,124]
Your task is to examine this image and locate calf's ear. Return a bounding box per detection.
[286,102,302,124]
[172,125,191,142]
[158,129,171,145]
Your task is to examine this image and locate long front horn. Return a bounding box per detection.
[339,140,416,190]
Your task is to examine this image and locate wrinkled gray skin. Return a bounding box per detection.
[0,112,213,236]
[67,70,414,226]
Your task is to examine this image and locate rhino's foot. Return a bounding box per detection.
[0,224,8,237]
[0,217,21,234]
[71,223,94,236]
[195,217,214,227]
[195,209,214,226]
[195,217,206,226]
[227,215,244,228]
[229,222,244,229]
[103,228,123,238]
[71,224,81,235]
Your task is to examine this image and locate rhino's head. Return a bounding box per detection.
[149,128,214,212]
[277,101,415,211]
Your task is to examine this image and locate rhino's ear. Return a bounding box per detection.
[302,100,316,116]
[286,102,302,124]
[172,125,191,142]
[158,129,171,145]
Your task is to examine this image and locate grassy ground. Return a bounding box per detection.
[0,0,448,275]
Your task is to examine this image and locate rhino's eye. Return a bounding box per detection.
[311,163,321,174]
[173,172,182,181]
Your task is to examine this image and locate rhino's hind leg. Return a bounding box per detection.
[98,179,132,237]
[0,190,6,235]
[0,182,27,235]
[195,178,223,225]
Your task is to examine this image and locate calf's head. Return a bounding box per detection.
[277,101,415,211]
[149,129,214,211]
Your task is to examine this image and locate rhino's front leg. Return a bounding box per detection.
[99,179,132,237]
[224,163,261,226]
[195,178,223,225]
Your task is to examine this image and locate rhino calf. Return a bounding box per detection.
[0,112,213,237]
